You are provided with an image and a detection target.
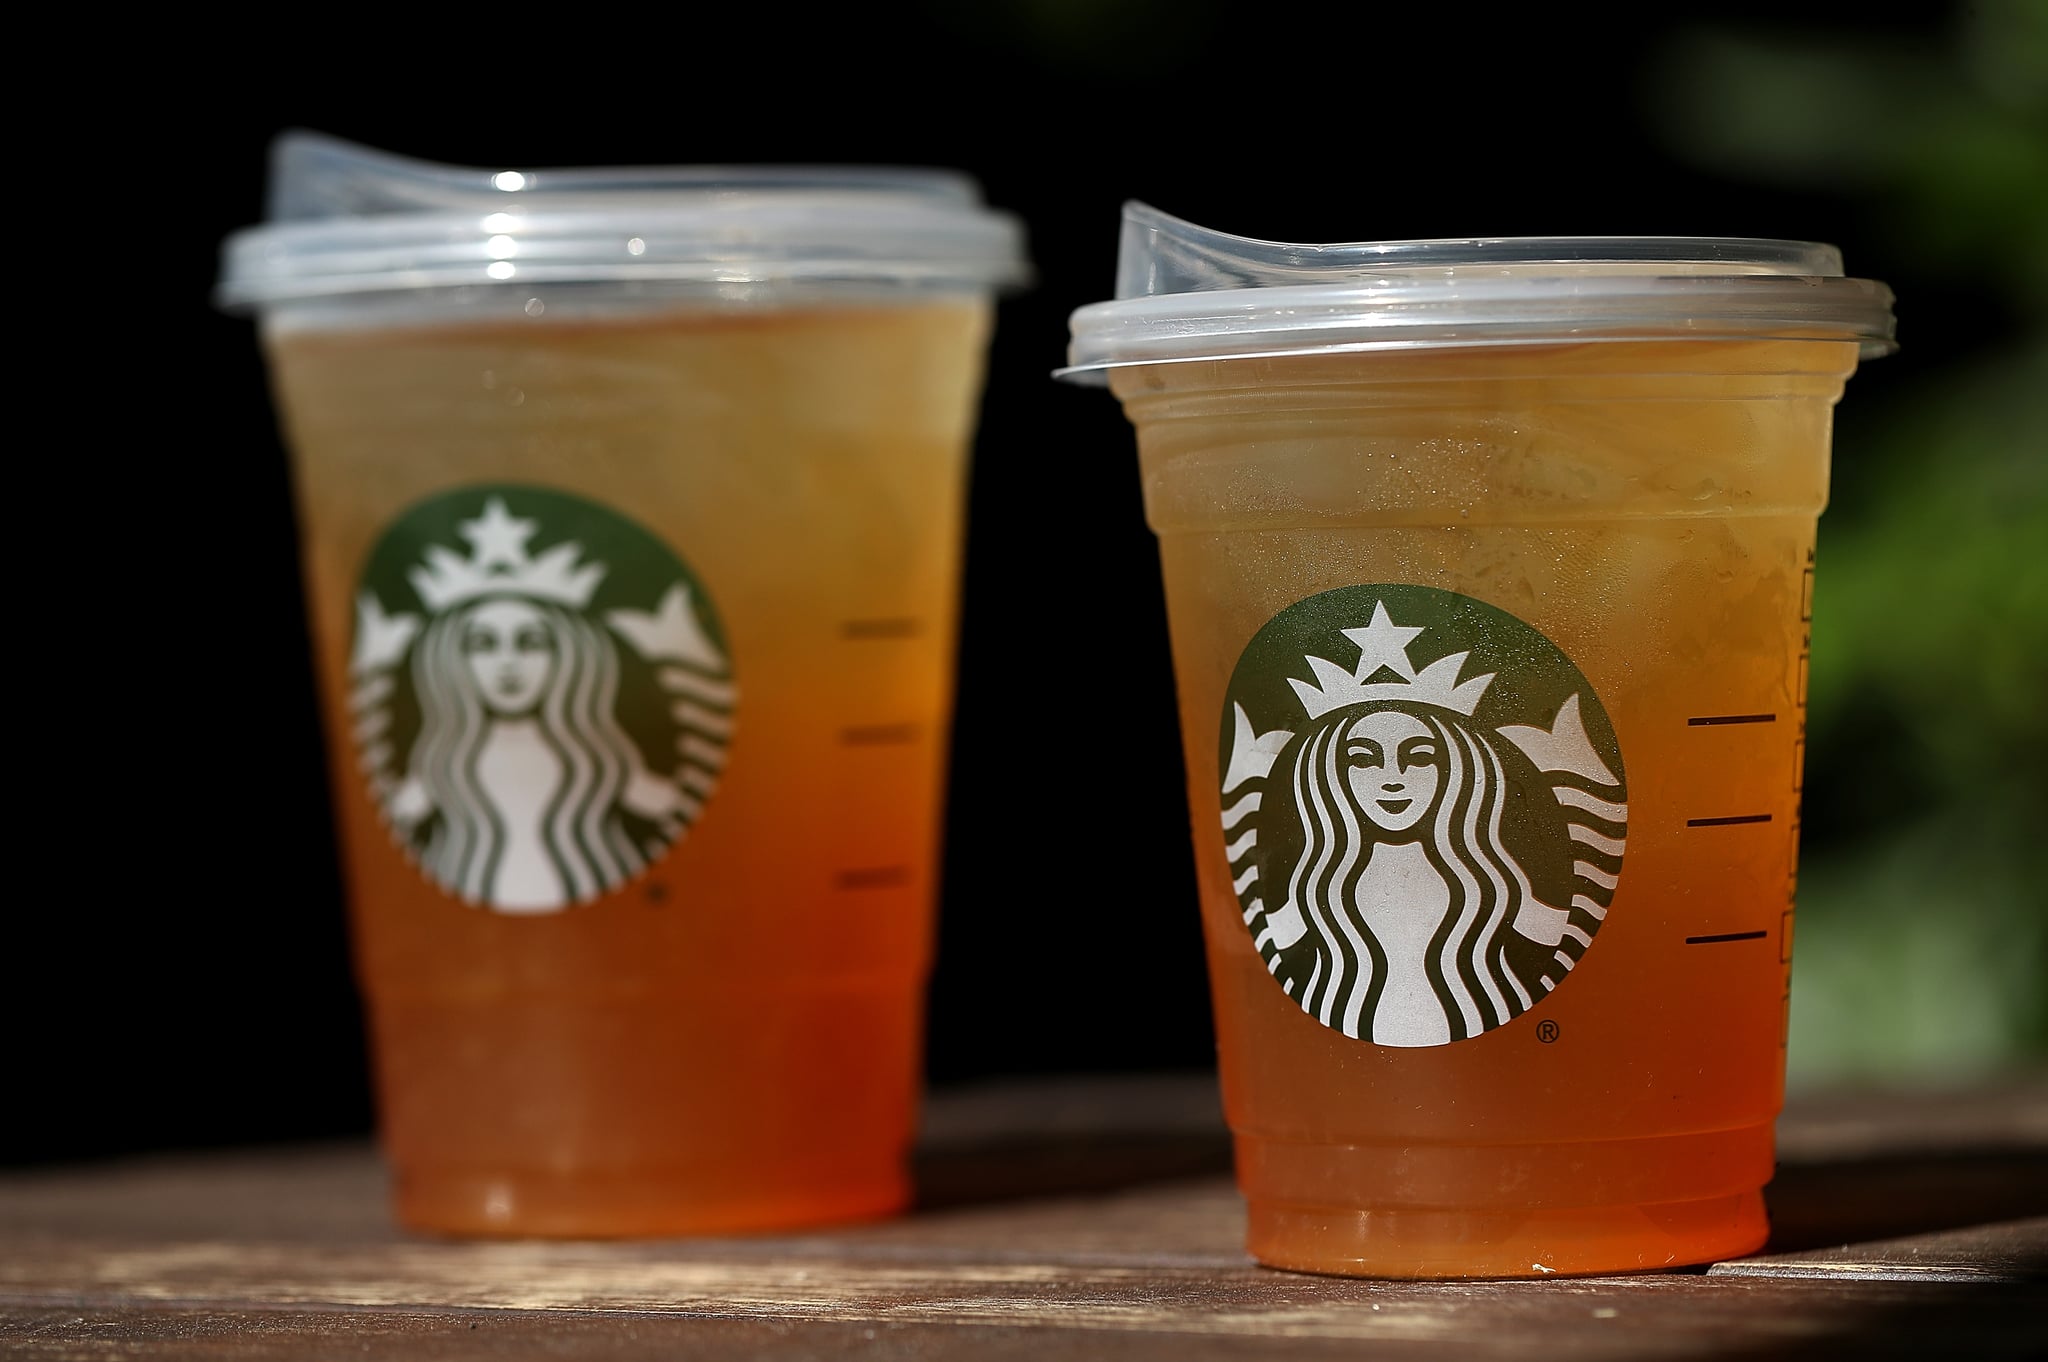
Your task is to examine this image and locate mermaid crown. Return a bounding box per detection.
[409,497,606,611]
[1289,601,1494,719]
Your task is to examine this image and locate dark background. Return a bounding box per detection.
[14,0,2041,1163]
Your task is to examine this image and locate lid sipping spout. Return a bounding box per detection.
[1114,202,1423,298]
[1115,203,1279,298]
[266,131,518,220]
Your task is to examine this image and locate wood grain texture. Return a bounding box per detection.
[2,1076,2044,1359]
[3,1281,2046,1362]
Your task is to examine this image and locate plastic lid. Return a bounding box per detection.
[218,132,1030,309]
[1059,203,1895,380]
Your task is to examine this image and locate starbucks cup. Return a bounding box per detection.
[218,133,1027,1236]
[1063,205,1895,1277]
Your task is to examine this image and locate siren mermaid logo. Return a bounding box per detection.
[1220,585,1627,1046]
[348,486,734,914]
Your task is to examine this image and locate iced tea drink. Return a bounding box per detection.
[222,135,1025,1235]
[1068,209,1894,1276]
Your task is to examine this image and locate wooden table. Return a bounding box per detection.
[3,1075,2043,1359]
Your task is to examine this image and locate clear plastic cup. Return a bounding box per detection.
[219,133,1027,1236]
[1064,205,1895,1277]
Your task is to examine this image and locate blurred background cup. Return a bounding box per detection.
[216,133,1027,1237]
[1064,205,1896,1277]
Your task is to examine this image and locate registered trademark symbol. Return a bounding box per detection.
[1536,1019,1560,1044]
[644,881,669,906]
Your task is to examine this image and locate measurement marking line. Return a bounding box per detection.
[1687,814,1774,827]
[836,865,912,890]
[1687,713,1777,726]
[1687,931,1769,945]
[841,618,923,640]
[839,724,922,746]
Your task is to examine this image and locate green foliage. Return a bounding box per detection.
[1790,802,2046,1081]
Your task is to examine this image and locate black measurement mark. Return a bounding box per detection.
[1687,814,1774,827]
[1688,713,1777,727]
[841,618,923,640]
[1686,930,1769,945]
[840,723,921,746]
[836,865,911,890]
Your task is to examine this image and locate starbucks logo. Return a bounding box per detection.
[1220,585,1626,1046]
[348,486,734,914]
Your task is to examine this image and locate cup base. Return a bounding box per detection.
[391,1165,909,1239]
[1245,1191,1768,1279]
[1234,1120,1775,1277]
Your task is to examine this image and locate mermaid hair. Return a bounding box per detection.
[1283,704,1541,1042]
[407,597,646,904]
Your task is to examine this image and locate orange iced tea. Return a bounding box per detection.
[1114,337,1863,1275]
[266,299,992,1235]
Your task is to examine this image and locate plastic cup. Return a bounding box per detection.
[1064,205,1895,1277]
[218,133,1027,1236]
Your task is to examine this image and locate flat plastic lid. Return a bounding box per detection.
[218,133,1030,309]
[1059,204,1895,380]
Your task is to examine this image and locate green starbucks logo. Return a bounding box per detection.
[348,485,734,914]
[1220,585,1626,1046]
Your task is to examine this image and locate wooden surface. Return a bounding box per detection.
[2,1075,2044,1359]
